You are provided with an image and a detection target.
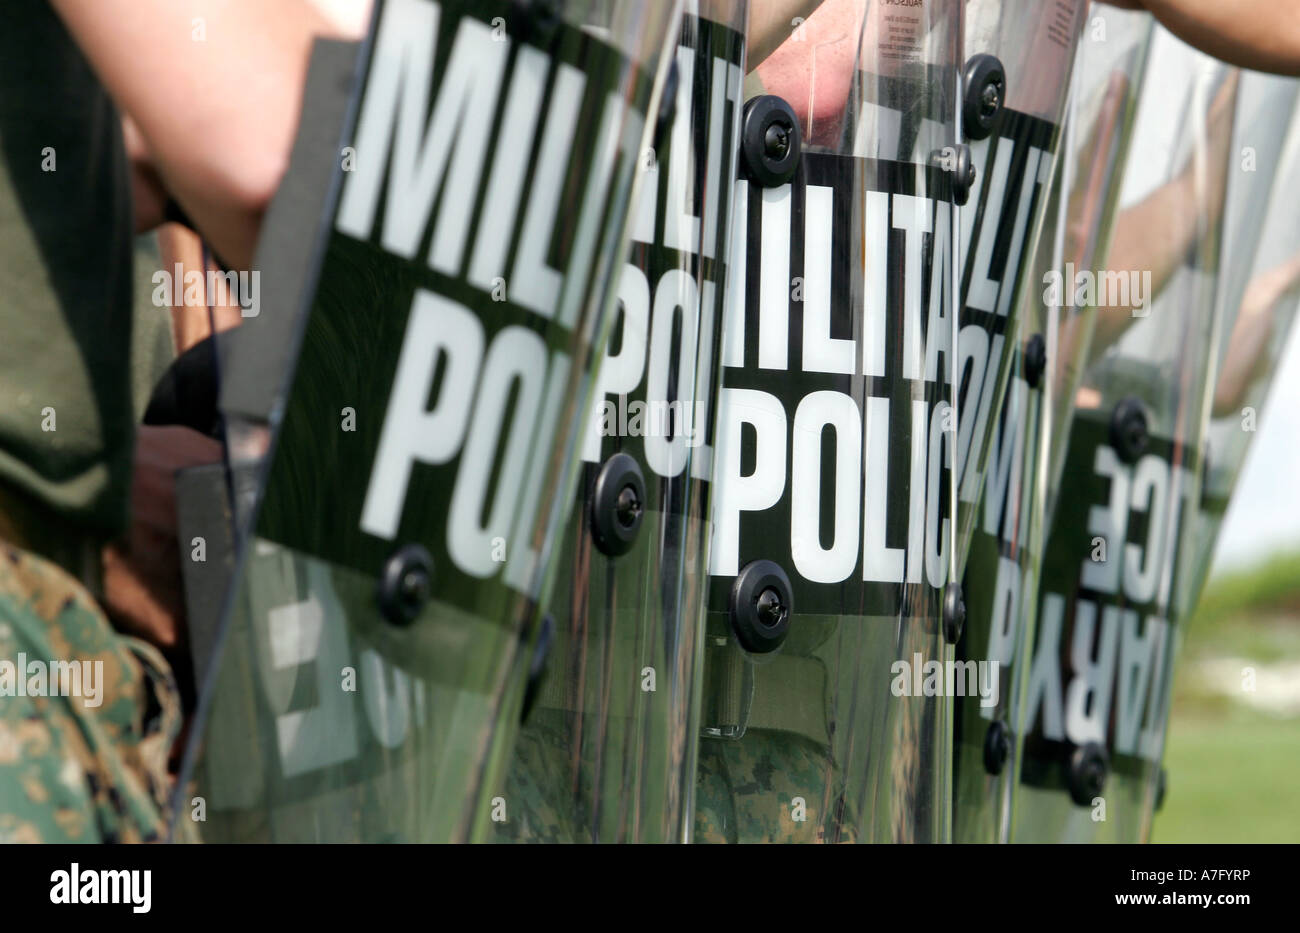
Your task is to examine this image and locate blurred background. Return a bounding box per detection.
[1156,315,1300,842]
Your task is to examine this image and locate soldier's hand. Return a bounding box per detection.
[102,425,223,661]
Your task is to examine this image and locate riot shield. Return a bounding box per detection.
[1014,32,1239,843]
[693,0,963,844]
[1186,84,1300,603]
[950,0,1086,564]
[490,0,747,844]
[173,0,681,843]
[952,5,1153,843]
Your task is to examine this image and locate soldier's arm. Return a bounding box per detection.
[308,0,375,36]
[1212,252,1300,416]
[754,0,863,143]
[122,115,168,235]
[50,0,355,271]
[748,0,827,69]
[1102,0,1300,76]
[1088,70,1238,363]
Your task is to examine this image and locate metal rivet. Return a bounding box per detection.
[590,452,646,557]
[943,583,966,645]
[615,484,642,530]
[1109,396,1149,464]
[984,720,1012,775]
[764,123,790,160]
[729,560,793,654]
[1066,742,1109,807]
[963,54,1007,141]
[377,543,433,626]
[935,144,977,206]
[981,82,1001,118]
[740,95,801,188]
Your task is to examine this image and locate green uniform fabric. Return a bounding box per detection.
[695,733,852,844]
[0,0,136,544]
[130,235,176,423]
[489,711,578,844]
[0,543,182,842]
[0,3,185,843]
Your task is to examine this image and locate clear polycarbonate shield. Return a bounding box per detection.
[1043,8,1158,510]
[173,0,681,842]
[1186,85,1300,603]
[950,0,1086,563]
[489,0,747,844]
[1014,33,1239,843]
[693,0,962,844]
[952,6,1153,843]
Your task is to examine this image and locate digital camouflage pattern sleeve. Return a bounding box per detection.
[695,733,859,844]
[0,543,184,843]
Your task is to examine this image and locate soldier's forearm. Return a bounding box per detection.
[1104,0,1300,76]
[122,116,168,235]
[51,0,340,272]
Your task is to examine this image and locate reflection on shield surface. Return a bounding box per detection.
[693,0,964,844]
[1015,29,1247,843]
[491,0,748,844]
[1186,84,1300,604]
[175,0,681,842]
[953,5,1152,843]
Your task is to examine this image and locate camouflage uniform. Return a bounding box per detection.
[489,712,577,844]
[0,542,184,843]
[695,734,858,844]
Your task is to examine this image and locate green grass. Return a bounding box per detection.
[1153,707,1300,843]
[1151,548,1300,842]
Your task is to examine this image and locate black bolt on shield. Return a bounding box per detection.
[377,543,434,626]
[984,720,1013,775]
[1066,742,1109,807]
[963,53,1007,140]
[590,451,647,557]
[729,560,793,655]
[740,95,801,188]
[938,143,976,206]
[942,582,966,645]
[1109,396,1149,464]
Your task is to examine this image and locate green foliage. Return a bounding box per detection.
[1189,549,1300,631]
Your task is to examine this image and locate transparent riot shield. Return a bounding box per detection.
[950,0,1086,563]
[490,0,747,844]
[1186,85,1300,604]
[1044,9,1161,513]
[173,0,681,843]
[1014,33,1238,843]
[693,0,962,844]
[952,6,1153,843]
